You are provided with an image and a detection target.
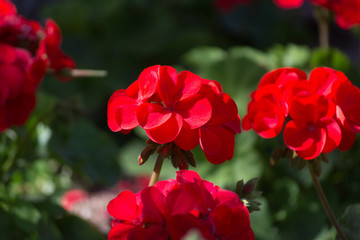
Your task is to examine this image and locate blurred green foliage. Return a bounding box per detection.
[1,0,360,239]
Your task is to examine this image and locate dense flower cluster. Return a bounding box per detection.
[242,67,360,160]
[0,0,75,131]
[274,0,360,29]
[107,170,254,240]
[108,65,241,164]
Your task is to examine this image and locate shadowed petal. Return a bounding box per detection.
[145,113,183,144]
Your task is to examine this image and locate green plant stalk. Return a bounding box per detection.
[315,7,330,49]
[148,154,164,186]
[308,163,347,240]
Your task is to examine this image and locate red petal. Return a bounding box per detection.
[273,0,303,9]
[176,170,202,183]
[175,70,202,101]
[173,123,199,151]
[108,94,139,131]
[137,103,171,129]
[199,127,221,156]
[167,214,213,240]
[0,43,16,63]
[321,118,341,153]
[107,190,139,221]
[141,187,166,224]
[158,66,178,107]
[295,128,327,160]
[338,127,356,151]
[165,188,197,217]
[283,120,314,151]
[175,96,212,129]
[145,113,183,144]
[138,65,160,100]
[200,126,235,164]
[108,223,137,240]
[7,93,36,126]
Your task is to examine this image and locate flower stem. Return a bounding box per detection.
[71,69,107,78]
[315,7,330,49]
[308,163,347,240]
[148,154,164,186]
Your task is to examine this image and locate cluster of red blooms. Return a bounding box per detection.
[107,65,241,164]
[242,67,360,160]
[107,170,254,240]
[216,0,360,29]
[275,0,360,29]
[0,0,75,132]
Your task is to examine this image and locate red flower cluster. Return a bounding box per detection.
[274,0,360,29]
[108,65,241,164]
[0,0,75,131]
[107,170,254,240]
[243,67,360,160]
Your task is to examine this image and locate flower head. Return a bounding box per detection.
[108,65,241,165]
[107,170,255,240]
[243,67,358,159]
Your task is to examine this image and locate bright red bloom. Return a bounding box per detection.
[273,0,360,28]
[37,19,76,82]
[107,170,255,240]
[244,67,357,159]
[109,65,241,164]
[283,94,341,159]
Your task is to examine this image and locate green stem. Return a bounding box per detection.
[308,163,347,240]
[315,7,330,49]
[148,154,164,186]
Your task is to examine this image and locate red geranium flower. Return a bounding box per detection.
[37,19,76,81]
[0,43,46,131]
[107,191,143,240]
[283,93,341,159]
[108,65,243,164]
[107,170,255,240]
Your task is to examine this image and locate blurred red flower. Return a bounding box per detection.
[107,170,255,240]
[0,0,76,131]
[37,19,76,82]
[0,43,46,131]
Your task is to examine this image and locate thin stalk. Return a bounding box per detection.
[71,69,107,78]
[148,154,164,186]
[308,163,347,240]
[315,7,330,49]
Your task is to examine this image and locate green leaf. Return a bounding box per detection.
[339,204,360,240]
[310,48,350,72]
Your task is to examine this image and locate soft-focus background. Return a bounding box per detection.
[2,0,360,239]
